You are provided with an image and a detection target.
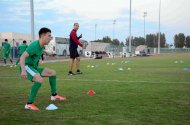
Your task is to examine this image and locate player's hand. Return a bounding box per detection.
[79,34,82,38]
[21,70,27,79]
[39,59,43,64]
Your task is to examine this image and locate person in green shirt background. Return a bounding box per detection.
[20,27,66,111]
[16,40,28,65]
[3,39,13,65]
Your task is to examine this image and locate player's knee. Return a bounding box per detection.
[77,58,80,62]
[38,78,44,83]
[34,75,44,83]
[51,69,56,76]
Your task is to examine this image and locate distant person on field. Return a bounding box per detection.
[68,23,86,75]
[3,39,13,65]
[16,40,28,65]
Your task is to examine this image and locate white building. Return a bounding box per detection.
[0,32,86,56]
[0,32,38,47]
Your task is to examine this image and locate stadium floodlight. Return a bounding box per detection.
[158,0,161,54]
[30,0,35,42]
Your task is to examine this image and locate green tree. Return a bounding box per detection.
[112,39,120,45]
[133,37,145,46]
[125,36,134,46]
[156,32,166,48]
[146,34,156,47]
[185,36,190,48]
[102,36,112,43]
[120,41,125,46]
[174,33,185,48]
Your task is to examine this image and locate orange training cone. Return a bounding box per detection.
[87,90,95,95]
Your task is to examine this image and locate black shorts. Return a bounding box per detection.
[69,48,79,59]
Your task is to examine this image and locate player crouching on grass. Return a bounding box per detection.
[20,27,66,111]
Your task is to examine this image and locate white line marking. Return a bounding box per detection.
[0,76,189,84]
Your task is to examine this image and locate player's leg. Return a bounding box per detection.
[76,51,82,74]
[23,66,44,110]
[3,53,7,64]
[9,58,13,64]
[8,53,13,64]
[16,55,20,65]
[41,68,66,101]
[68,48,76,75]
[41,68,57,95]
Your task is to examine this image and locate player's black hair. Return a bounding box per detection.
[23,40,27,43]
[39,27,51,38]
[5,39,8,42]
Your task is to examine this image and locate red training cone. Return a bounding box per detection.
[87,90,95,95]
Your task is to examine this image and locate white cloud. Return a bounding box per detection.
[35,0,128,20]
[3,0,190,28]
[132,0,190,28]
[1,0,190,43]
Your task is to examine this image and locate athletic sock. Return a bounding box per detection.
[28,82,42,103]
[4,59,6,64]
[10,59,13,64]
[49,76,57,95]
[16,59,19,65]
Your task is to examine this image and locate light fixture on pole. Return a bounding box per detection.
[143,12,147,45]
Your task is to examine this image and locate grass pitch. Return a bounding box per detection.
[0,53,190,125]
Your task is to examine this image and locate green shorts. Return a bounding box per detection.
[19,65,44,81]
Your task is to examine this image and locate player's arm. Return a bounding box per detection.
[70,31,83,48]
[20,51,29,79]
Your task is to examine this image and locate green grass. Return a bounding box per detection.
[0,53,190,125]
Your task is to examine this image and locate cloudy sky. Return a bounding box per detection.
[0,0,190,44]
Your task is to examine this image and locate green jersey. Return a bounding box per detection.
[3,42,11,53]
[18,44,28,55]
[25,40,44,69]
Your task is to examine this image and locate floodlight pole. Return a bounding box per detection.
[143,12,147,45]
[30,0,35,42]
[158,0,161,54]
[113,20,116,40]
[95,24,97,41]
[128,0,132,55]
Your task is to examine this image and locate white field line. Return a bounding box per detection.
[0,76,189,84]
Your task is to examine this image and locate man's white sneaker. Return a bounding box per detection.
[51,94,66,101]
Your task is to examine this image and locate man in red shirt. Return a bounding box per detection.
[68,23,86,75]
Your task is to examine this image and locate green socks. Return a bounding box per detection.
[28,82,42,103]
[27,76,57,103]
[4,59,6,64]
[3,59,13,64]
[49,76,57,94]
[10,59,13,64]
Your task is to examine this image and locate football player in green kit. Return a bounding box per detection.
[20,27,66,111]
[3,39,13,65]
[16,40,28,65]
